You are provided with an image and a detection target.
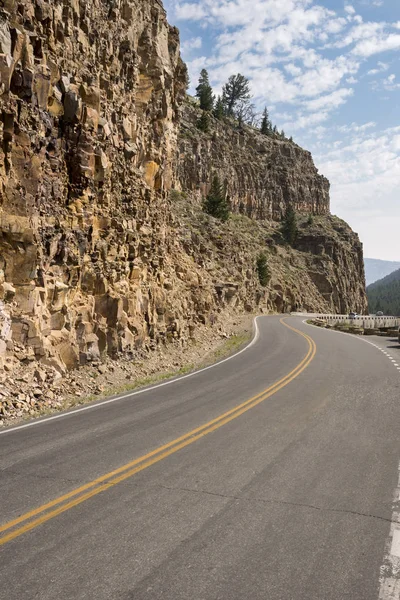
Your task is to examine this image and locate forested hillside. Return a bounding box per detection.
[367,268,400,316]
[364,258,400,286]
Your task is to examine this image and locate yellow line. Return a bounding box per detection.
[0,319,312,535]
[0,318,316,547]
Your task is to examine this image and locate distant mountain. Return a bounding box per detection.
[367,268,400,316]
[364,258,400,286]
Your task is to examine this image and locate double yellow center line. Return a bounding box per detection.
[0,319,316,547]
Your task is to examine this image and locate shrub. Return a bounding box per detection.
[256,253,271,287]
[196,69,214,112]
[203,175,230,221]
[197,111,210,133]
[281,205,298,246]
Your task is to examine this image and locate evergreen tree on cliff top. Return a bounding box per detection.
[196,69,214,112]
[222,74,251,117]
[260,107,271,135]
[197,111,210,133]
[281,205,298,246]
[213,96,225,120]
[203,175,230,221]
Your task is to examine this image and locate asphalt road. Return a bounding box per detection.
[1,316,400,600]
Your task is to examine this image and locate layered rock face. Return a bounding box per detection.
[171,198,367,318]
[178,104,330,220]
[176,103,366,315]
[295,217,367,314]
[0,0,189,372]
[0,0,367,382]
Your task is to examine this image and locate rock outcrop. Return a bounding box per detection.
[0,0,367,392]
[0,0,188,374]
[178,103,330,220]
[170,195,367,317]
[295,218,366,314]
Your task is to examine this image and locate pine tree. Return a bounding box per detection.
[196,69,214,112]
[222,74,251,117]
[197,111,210,132]
[256,253,270,287]
[281,205,298,246]
[260,107,271,135]
[281,129,285,139]
[213,96,224,120]
[203,175,230,221]
[273,125,278,134]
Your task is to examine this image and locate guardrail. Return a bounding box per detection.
[291,313,400,329]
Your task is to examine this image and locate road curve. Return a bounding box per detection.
[1,316,400,600]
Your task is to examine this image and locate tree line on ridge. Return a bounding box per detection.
[195,69,291,141]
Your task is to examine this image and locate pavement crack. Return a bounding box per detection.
[1,467,83,486]
[256,497,399,525]
[159,483,237,502]
[158,484,399,525]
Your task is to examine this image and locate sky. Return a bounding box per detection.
[163,0,400,261]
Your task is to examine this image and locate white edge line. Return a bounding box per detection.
[0,316,261,436]
[303,319,400,356]
[378,464,400,599]
[303,318,400,600]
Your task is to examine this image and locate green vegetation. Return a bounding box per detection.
[367,267,400,316]
[170,189,187,202]
[281,205,298,246]
[192,69,294,141]
[213,96,225,120]
[196,69,214,112]
[260,107,271,135]
[203,174,230,221]
[205,332,252,363]
[197,111,210,132]
[222,73,251,117]
[256,253,271,286]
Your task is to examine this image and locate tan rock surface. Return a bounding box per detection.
[178,102,330,220]
[0,0,367,419]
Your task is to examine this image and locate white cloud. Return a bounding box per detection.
[362,0,383,6]
[175,2,206,20]
[282,110,330,132]
[285,64,303,76]
[352,34,400,57]
[304,87,353,112]
[338,121,376,133]
[330,21,385,49]
[181,36,203,52]
[315,126,400,259]
[367,61,389,75]
[382,73,400,91]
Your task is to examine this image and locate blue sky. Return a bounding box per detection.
[163,0,400,261]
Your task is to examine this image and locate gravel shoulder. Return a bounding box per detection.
[0,312,256,427]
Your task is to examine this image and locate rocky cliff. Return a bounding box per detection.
[0,0,367,402]
[0,0,188,375]
[178,103,330,220]
[174,101,366,315]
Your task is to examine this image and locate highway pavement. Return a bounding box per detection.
[1,316,400,600]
